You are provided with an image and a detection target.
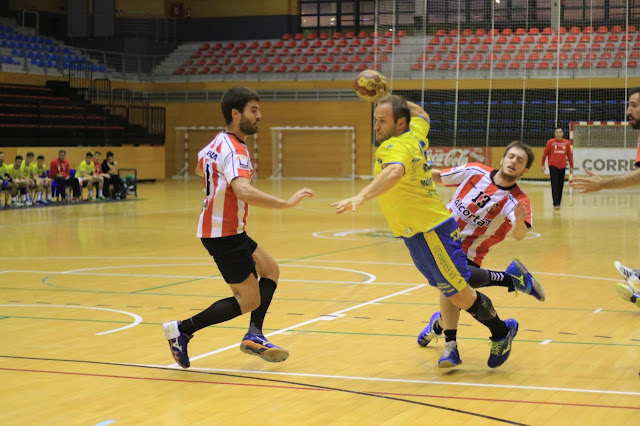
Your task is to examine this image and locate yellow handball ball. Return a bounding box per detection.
[353,69,388,102]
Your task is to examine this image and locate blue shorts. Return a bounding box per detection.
[1,180,8,190]
[402,217,471,296]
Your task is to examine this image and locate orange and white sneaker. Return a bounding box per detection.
[240,332,289,363]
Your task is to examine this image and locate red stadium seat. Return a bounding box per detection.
[593,34,605,42]
[629,60,638,68]
[525,61,535,69]
[596,60,608,68]
[583,26,594,34]
[481,62,492,70]
[435,30,447,36]
[615,51,626,59]
[552,35,563,43]
[496,36,508,44]
[585,51,597,59]
[567,61,579,69]
[475,28,486,36]
[600,51,612,60]
[198,43,210,50]
[306,33,317,40]
[538,62,549,69]
[607,34,620,43]
[518,44,531,52]
[509,61,521,69]
[528,28,540,35]
[590,43,602,51]
[211,66,223,74]
[449,29,459,36]
[343,64,354,71]
[249,65,260,72]
[574,43,587,51]
[515,28,526,35]
[569,27,581,34]
[464,45,476,53]
[316,64,328,71]
[611,60,623,68]
[319,32,330,40]
[356,63,367,71]
[571,52,583,60]
[237,66,249,73]
[542,27,553,35]
[438,62,450,70]
[543,52,554,60]
[300,64,313,72]
[332,32,343,39]
[556,27,567,34]
[502,28,513,36]
[462,29,474,36]
[514,52,525,60]
[627,25,637,33]
[500,53,512,61]
[209,58,220,65]
[533,44,545,52]
[329,64,341,71]
[357,31,368,39]
[262,65,274,72]
[528,52,540,61]
[561,44,573,51]
[224,66,236,73]
[597,26,608,33]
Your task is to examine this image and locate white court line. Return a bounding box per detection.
[540,339,553,345]
[6,270,410,286]
[167,284,427,367]
[0,304,142,335]
[143,364,640,397]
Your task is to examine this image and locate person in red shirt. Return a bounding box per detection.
[541,128,573,210]
[49,149,81,202]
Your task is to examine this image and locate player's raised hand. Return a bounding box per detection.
[331,195,364,214]
[514,200,527,223]
[569,169,604,193]
[286,188,314,208]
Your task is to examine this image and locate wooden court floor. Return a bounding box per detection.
[0,178,638,425]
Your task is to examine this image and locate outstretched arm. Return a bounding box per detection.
[231,176,313,209]
[570,168,640,193]
[332,163,404,213]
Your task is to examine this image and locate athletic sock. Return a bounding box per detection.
[249,278,278,333]
[444,329,457,342]
[178,296,242,335]
[465,291,509,340]
[433,319,443,335]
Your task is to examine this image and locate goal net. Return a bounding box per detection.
[174,127,258,179]
[270,126,355,179]
[570,121,639,176]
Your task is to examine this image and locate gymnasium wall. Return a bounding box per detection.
[160,100,373,178]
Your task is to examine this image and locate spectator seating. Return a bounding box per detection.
[162,26,639,78]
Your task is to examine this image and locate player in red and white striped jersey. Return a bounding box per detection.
[418,141,546,367]
[162,87,314,368]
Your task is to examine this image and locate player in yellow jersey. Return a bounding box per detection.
[19,152,38,206]
[76,152,105,201]
[332,94,518,369]
[33,155,52,204]
[6,155,29,207]
[0,151,18,207]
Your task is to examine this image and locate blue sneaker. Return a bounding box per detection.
[163,320,192,368]
[240,332,289,363]
[487,318,518,368]
[438,341,462,368]
[615,283,640,309]
[417,311,442,347]
[506,259,545,302]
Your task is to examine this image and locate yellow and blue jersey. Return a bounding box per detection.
[0,163,9,179]
[5,165,23,179]
[33,164,48,178]
[374,116,451,237]
[76,160,95,178]
[20,162,36,179]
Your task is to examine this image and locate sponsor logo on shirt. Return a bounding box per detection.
[452,198,493,227]
[237,154,249,170]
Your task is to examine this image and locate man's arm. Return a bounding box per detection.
[332,163,404,213]
[230,177,313,209]
[570,168,640,193]
[195,161,204,177]
[511,201,529,241]
[406,101,430,123]
[431,169,443,185]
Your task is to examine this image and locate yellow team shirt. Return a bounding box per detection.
[20,161,36,179]
[33,164,48,178]
[5,165,23,180]
[0,163,9,179]
[76,160,95,178]
[374,116,451,237]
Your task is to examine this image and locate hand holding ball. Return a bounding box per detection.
[353,70,388,102]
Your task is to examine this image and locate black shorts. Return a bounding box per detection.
[201,232,258,284]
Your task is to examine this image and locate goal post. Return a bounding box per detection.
[173,126,258,179]
[570,121,639,176]
[270,126,356,179]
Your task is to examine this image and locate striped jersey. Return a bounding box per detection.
[440,163,532,266]
[196,131,254,238]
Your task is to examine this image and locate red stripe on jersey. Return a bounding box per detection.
[459,185,502,253]
[472,219,512,265]
[221,184,240,236]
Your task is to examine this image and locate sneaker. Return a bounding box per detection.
[240,332,289,363]
[506,259,545,302]
[24,200,33,206]
[10,201,24,208]
[487,318,518,368]
[438,341,462,368]
[615,283,640,309]
[162,320,192,369]
[417,311,442,347]
[614,261,640,289]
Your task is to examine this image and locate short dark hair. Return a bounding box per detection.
[377,94,411,127]
[26,152,34,157]
[221,87,260,125]
[106,151,114,158]
[15,155,23,161]
[85,152,93,158]
[504,141,535,169]
[59,149,66,154]
[629,87,640,99]
[37,155,44,160]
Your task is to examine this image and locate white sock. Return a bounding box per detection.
[88,191,93,198]
[37,192,42,201]
[98,189,103,197]
[21,194,26,201]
